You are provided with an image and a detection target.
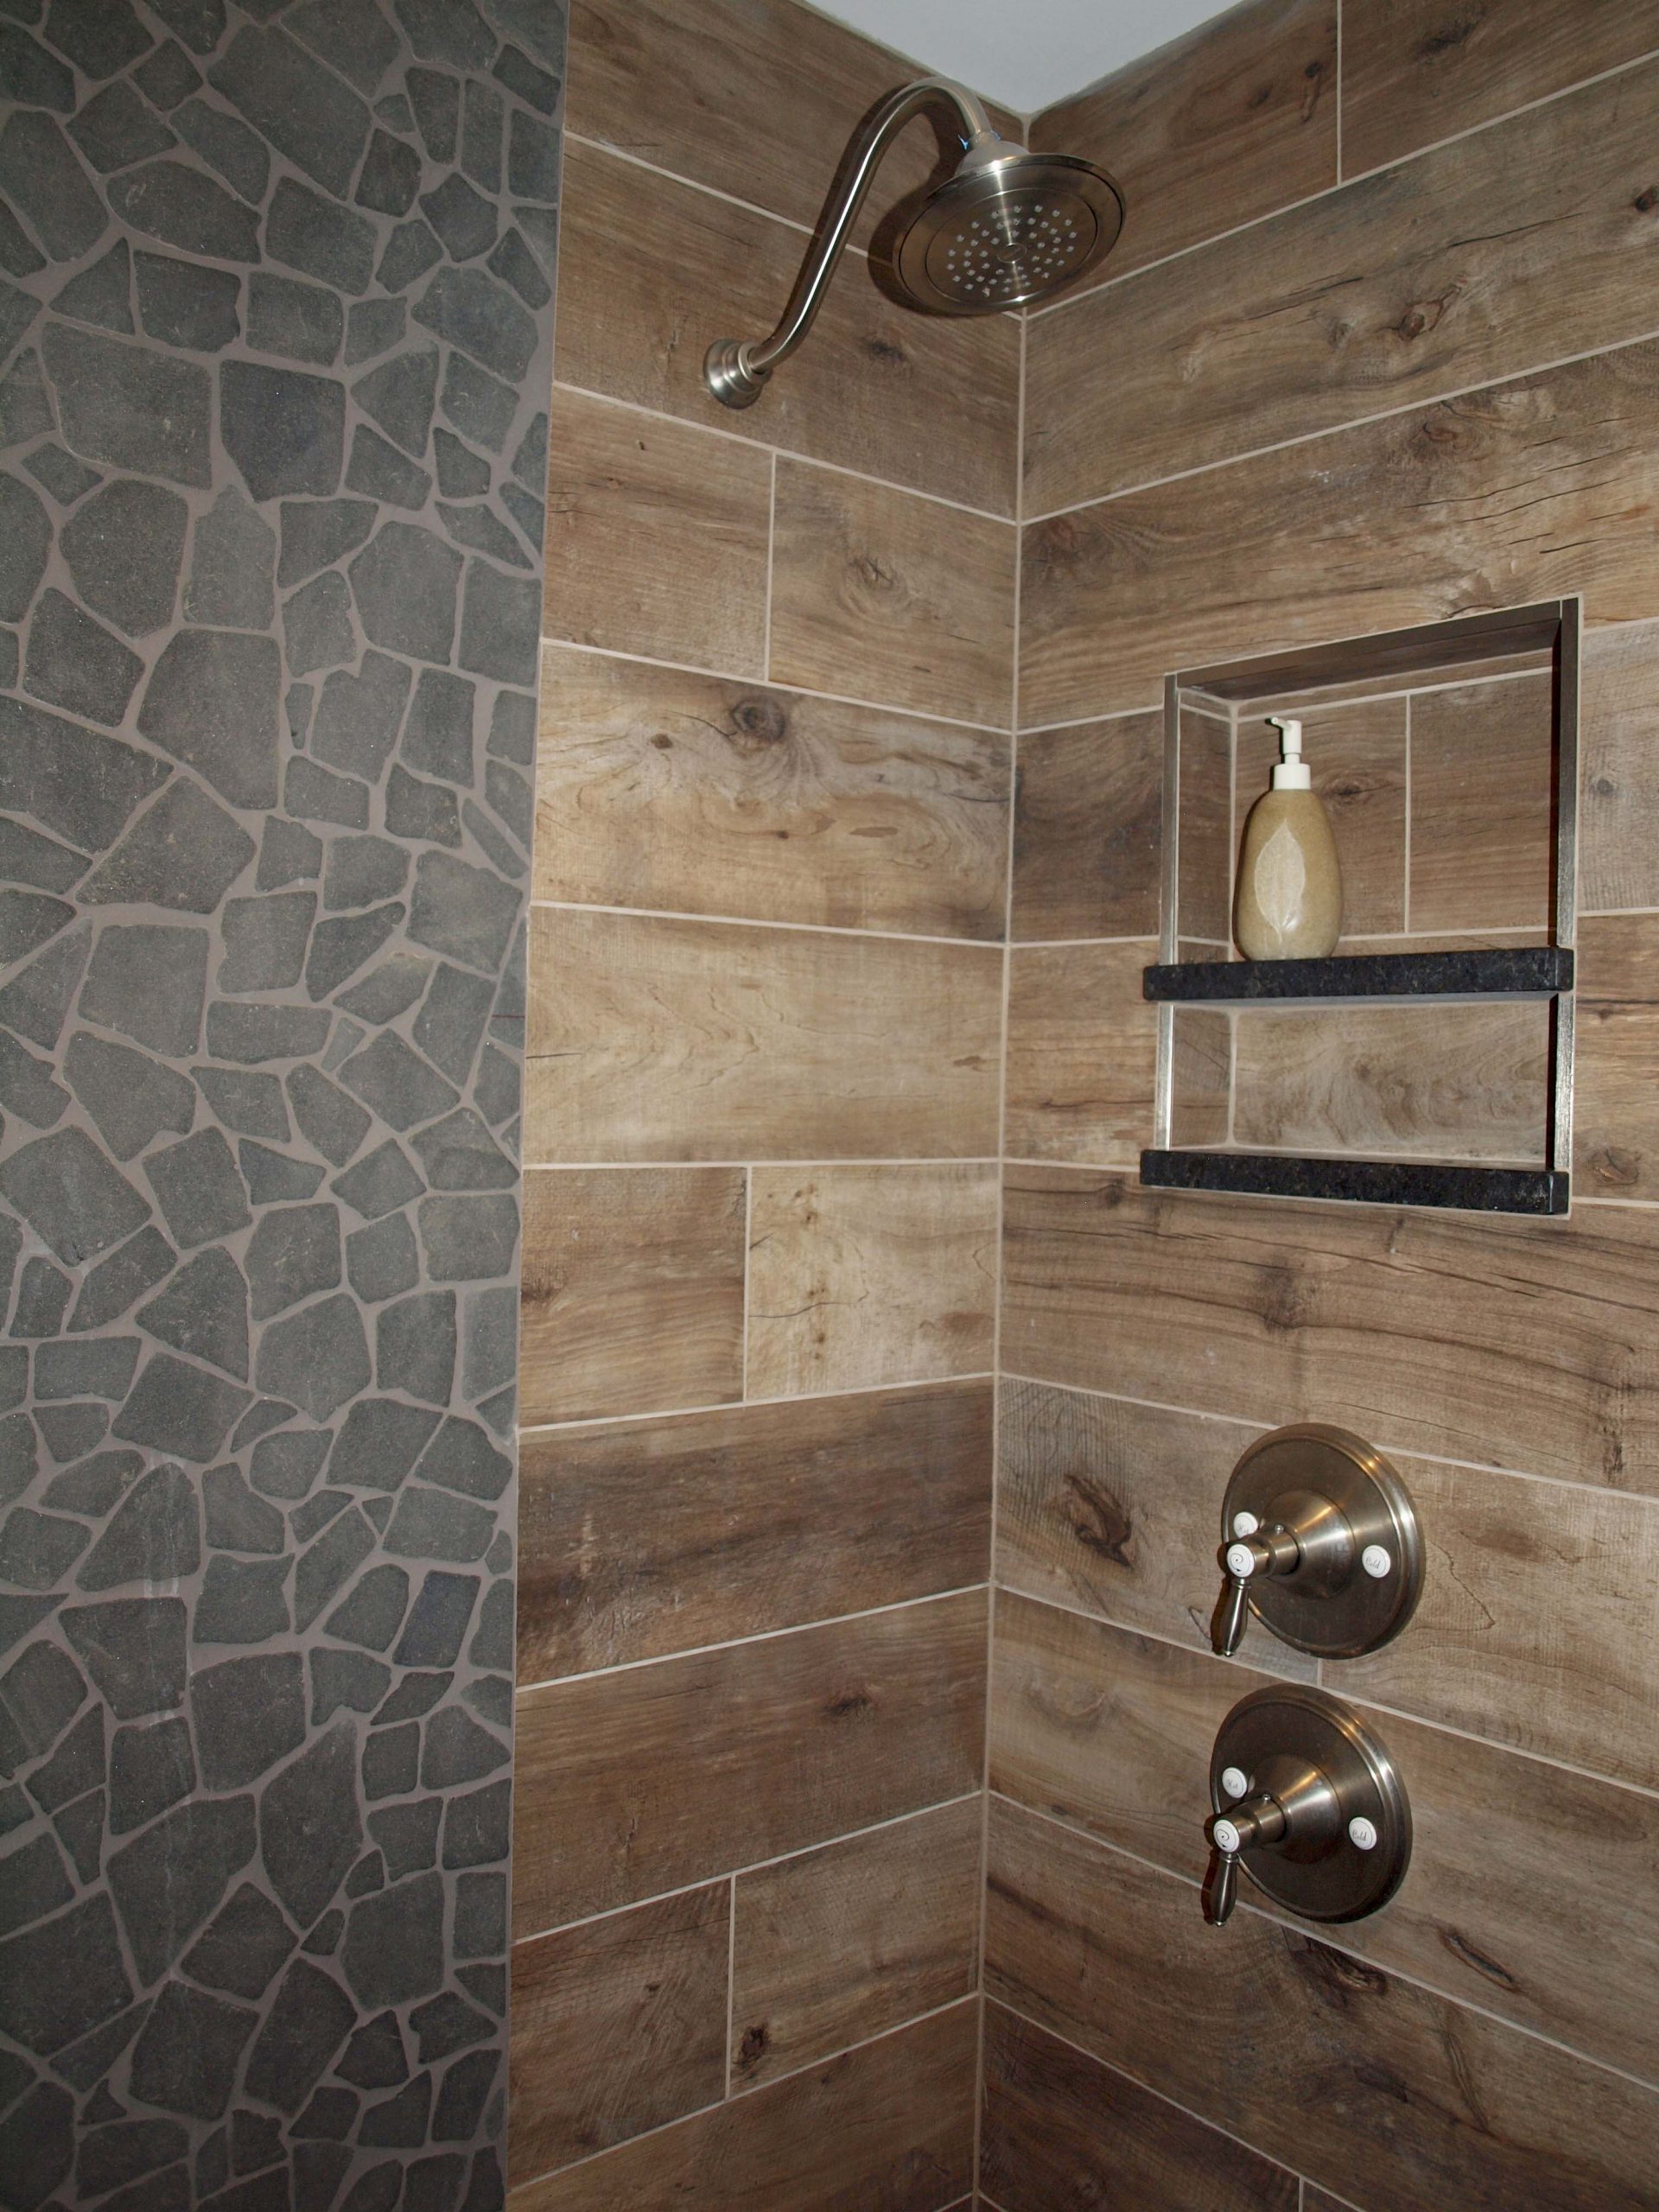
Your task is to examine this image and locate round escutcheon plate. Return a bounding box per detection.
[1211,1684,1411,1923]
[1221,1424,1423,1657]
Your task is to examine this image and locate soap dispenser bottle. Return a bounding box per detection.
[1233,715,1344,961]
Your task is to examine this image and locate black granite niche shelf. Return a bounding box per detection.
[1140,1149,1569,1216]
[1144,597,1581,1218]
[1143,945,1573,1007]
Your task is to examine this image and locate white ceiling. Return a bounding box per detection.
[813,0,1234,116]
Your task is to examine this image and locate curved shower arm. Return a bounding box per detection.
[705,77,1001,409]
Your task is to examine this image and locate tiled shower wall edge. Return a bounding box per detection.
[0,4,564,2209]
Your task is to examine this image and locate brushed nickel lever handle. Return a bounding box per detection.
[1203,1791,1286,1925]
[1211,1529,1301,1656]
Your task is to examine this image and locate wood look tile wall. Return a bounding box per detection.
[992,6,1659,2205]
[518,0,1010,2194]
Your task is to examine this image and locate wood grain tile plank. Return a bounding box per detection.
[512,1591,988,1930]
[523,908,1002,1163]
[1230,1001,1549,1162]
[1576,912,1659,1198]
[991,1593,1659,2080]
[542,385,771,674]
[1005,941,1157,1168]
[1029,0,1337,288]
[533,648,1011,942]
[981,2001,1298,2212]
[1579,620,1659,916]
[1027,60,1659,512]
[995,1379,1314,1681]
[770,461,1015,729]
[747,1165,999,1399]
[520,1167,746,1426]
[1001,1166,1659,1495]
[730,1799,980,2088]
[1340,0,1659,175]
[568,0,1022,245]
[555,138,1019,516]
[506,1999,977,2212]
[1408,674,1554,933]
[984,1797,1659,2212]
[1020,340,1659,727]
[509,1885,729,2185]
[1233,699,1406,938]
[1341,1449,1659,1792]
[1010,712,1162,942]
[517,1381,993,1681]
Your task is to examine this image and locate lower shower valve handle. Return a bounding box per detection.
[1203,1793,1287,1926]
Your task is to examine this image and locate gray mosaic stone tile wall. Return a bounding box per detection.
[0,3,562,2206]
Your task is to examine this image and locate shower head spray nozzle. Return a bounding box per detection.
[892,144,1123,315]
[704,79,1123,409]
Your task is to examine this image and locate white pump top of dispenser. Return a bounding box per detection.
[1267,715,1310,791]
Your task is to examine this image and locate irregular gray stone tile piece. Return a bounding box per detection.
[356,126,421,216]
[191,1650,306,1792]
[346,423,432,509]
[79,921,208,1054]
[113,1353,250,1463]
[308,648,412,779]
[289,0,401,93]
[219,891,317,994]
[184,484,276,630]
[60,475,188,637]
[255,1291,371,1421]
[143,1126,252,1248]
[246,1202,341,1320]
[134,29,206,98]
[242,1952,357,2115]
[67,1225,176,1332]
[133,246,241,351]
[60,1595,186,1719]
[0,110,106,260]
[42,0,155,79]
[41,321,211,486]
[208,23,371,200]
[76,1462,200,1591]
[220,359,346,503]
[51,239,135,334]
[376,1289,454,1404]
[22,587,143,726]
[0,1125,149,1264]
[79,779,255,912]
[283,569,356,676]
[348,520,461,662]
[246,270,343,367]
[457,559,539,686]
[206,1000,331,1064]
[0,470,50,622]
[135,1247,249,1379]
[265,174,377,295]
[137,627,282,812]
[376,214,442,294]
[346,1211,419,1303]
[346,295,406,365]
[108,159,261,262]
[182,1884,295,2003]
[407,850,518,973]
[63,1030,195,1160]
[169,94,269,206]
[127,1974,257,2122]
[416,1193,517,1282]
[436,351,515,452]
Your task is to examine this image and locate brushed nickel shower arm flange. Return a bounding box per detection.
[704,77,999,409]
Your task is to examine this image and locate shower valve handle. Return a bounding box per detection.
[1203,1792,1286,1926]
[1212,1529,1302,1656]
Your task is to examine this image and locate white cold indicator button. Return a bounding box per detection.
[1225,1541,1257,1579]
[1348,1816,1378,1852]
[1219,1766,1249,1802]
[1361,1544,1393,1580]
[1213,1818,1242,1853]
[1231,1510,1260,1538]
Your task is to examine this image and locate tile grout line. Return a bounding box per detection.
[538,628,1017,737]
[552,372,1020,527]
[978,1989,1313,2203]
[724,1872,738,2100]
[511,1789,985,1950]
[1021,35,1659,331]
[991,1792,1659,2098]
[1333,0,1344,181]
[1020,315,1659,527]
[506,1990,982,2196]
[990,1576,1659,1806]
[995,1363,1659,1506]
[519,1367,995,1437]
[740,1163,753,1402]
[525,893,1008,951]
[514,1579,990,1696]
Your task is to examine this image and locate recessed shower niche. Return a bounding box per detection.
[1141,599,1580,1215]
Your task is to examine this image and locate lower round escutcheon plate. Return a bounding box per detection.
[1212,1685,1411,1923]
[1222,1424,1424,1657]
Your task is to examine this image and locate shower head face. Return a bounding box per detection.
[893,149,1124,315]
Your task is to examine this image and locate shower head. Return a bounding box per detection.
[891,146,1123,316]
[705,78,1123,408]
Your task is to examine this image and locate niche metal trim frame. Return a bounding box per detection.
[1146,598,1580,1217]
